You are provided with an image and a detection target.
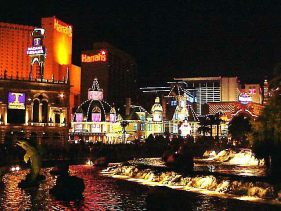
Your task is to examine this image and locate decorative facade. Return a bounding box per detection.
[69,78,120,144]
[0,76,70,145]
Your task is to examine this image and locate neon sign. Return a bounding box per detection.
[26,46,45,55]
[8,92,25,110]
[81,50,107,63]
[238,93,252,105]
[54,19,72,37]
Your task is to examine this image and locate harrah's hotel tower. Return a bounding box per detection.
[81,42,137,107]
[0,17,81,111]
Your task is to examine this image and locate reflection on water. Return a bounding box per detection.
[0,166,148,211]
[0,165,280,210]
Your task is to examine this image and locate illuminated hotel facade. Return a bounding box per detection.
[81,42,137,107]
[0,76,71,145]
[0,23,33,79]
[174,77,242,115]
[70,79,165,144]
[0,17,81,113]
[0,25,72,145]
[141,77,265,138]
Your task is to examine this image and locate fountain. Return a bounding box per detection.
[201,148,264,166]
[102,164,278,201]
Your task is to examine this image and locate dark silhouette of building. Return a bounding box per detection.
[81,42,137,107]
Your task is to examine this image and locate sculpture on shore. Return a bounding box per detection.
[17,139,45,187]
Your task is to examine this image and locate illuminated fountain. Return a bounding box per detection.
[102,164,278,202]
[200,148,264,166]
[101,149,277,204]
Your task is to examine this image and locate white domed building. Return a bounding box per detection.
[69,78,121,144]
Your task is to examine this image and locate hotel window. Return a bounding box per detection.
[173,124,178,133]
[92,106,101,122]
[91,124,101,133]
[158,125,162,132]
[110,108,116,122]
[33,99,39,122]
[134,124,138,131]
[141,124,145,131]
[55,113,61,124]
[148,124,152,131]
[42,101,48,123]
[249,88,256,94]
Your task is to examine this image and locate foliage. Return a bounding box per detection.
[248,89,281,168]
[197,114,223,139]
[269,63,281,90]
[228,115,252,143]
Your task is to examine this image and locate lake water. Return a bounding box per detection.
[0,165,280,210]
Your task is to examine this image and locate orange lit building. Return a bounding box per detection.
[0,23,34,79]
[0,17,81,114]
[41,17,72,81]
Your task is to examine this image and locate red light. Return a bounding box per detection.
[81,51,107,63]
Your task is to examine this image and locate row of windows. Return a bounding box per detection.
[0,25,33,31]
[138,124,162,131]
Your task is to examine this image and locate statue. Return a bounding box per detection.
[49,164,85,200]
[17,139,45,187]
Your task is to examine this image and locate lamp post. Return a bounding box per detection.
[120,121,129,144]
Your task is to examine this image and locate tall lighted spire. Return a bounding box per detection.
[88,78,103,100]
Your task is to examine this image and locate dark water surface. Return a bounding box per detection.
[0,165,280,210]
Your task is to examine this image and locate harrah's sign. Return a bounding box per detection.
[81,50,107,63]
[54,19,72,37]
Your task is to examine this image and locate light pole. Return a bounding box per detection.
[120,121,129,144]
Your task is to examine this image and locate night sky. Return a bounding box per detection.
[2,1,281,87]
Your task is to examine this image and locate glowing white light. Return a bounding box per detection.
[11,167,15,172]
[15,166,20,171]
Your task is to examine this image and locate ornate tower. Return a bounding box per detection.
[26,28,47,80]
[151,97,163,122]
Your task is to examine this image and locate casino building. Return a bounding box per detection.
[0,70,70,145]
[141,76,266,138]
[81,42,137,107]
[70,79,166,144]
[0,23,72,145]
[0,17,81,113]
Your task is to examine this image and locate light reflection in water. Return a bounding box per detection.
[0,164,280,210]
[0,166,148,211]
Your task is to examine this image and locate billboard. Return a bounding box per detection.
[26,46,46,55]
[8,92,25,110]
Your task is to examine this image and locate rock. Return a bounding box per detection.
[49,175,85,200]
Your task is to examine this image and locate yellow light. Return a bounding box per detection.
[86,160,93,165]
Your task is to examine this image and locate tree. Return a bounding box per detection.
[197,117,211,138]
[268,63,281,90]
[198,114,222,140]
[249,88,281,171]
[228,115,252,145]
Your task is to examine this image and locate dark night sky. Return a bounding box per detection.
[2,1,281,87]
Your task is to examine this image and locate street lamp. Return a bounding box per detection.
[120,121,129,144]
